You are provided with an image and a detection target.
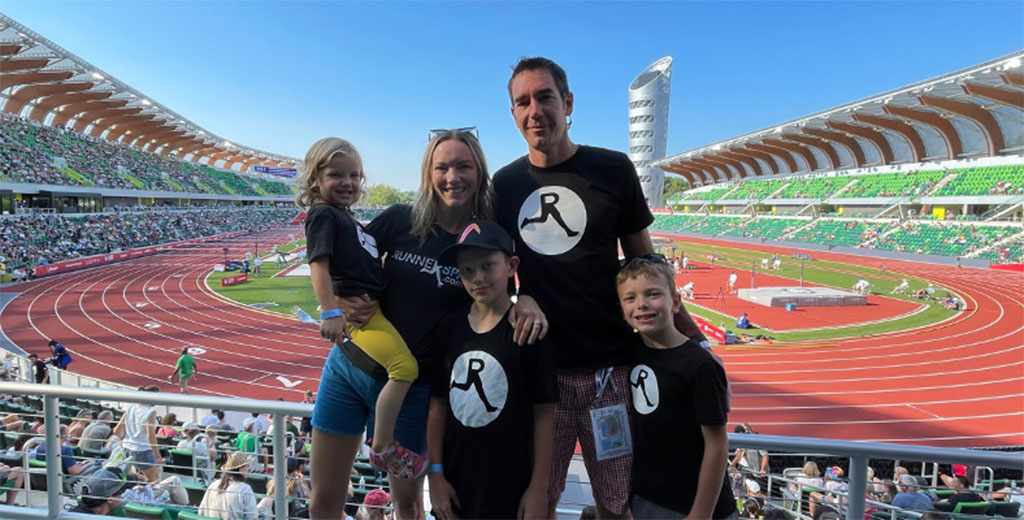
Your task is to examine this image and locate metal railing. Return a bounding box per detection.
[1,382,1021,520]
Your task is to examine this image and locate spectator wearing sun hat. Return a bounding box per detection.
[361,488,392,520]
[198,451,258,520]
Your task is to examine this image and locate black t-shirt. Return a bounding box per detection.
[32,360,48,383]
[430,305,559,519]
[630,339,735,518]
[361,204,470,384]
[304,203,385,298]
[494,146,654,369]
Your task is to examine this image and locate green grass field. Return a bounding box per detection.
[207,237,962,343]
[206,240,320,318]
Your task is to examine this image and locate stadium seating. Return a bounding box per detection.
[0,207,297,272]
[775,176,852,199]
[0,114,292,197]
[652,214,745,235]
[932,164,1024,197]
[732,179,788,201]
[871,222,1012,256]
[791,219,889,248]
[720,218,810,240]
[976,238,1024,264]
[835,170,946,199]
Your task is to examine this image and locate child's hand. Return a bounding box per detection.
[517,483,548,520]
[319,316,351,344]
[428,473,461,520]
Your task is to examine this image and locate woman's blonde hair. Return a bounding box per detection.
[410,130,494,243]
[295,137,365,210]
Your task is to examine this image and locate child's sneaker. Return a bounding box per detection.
[370,443,428,480]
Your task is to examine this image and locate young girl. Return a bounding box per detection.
[296,137,426,479]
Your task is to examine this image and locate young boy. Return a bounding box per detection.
[427,221,558,520]
[617,255,735,519]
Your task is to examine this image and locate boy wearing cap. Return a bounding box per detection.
[616,257,735,519]
[427,221,558,520]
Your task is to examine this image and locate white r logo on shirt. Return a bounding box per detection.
[630,364,659,415]
[517,186,586,256]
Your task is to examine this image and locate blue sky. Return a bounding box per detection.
[3,1,1022,190]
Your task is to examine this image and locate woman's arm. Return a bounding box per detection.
[508,295,548,346]
[146,411,162,464]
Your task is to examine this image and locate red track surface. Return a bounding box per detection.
[2,227,1021,448]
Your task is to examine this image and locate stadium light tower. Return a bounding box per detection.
[628,56,673,207]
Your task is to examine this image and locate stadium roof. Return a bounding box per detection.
[0,14,300,171]
[655,52,1024,188]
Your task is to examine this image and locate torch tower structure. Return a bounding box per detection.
[628,56,673,207]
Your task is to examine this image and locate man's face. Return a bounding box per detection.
[510,68,573,154]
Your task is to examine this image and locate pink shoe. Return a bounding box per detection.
[371,443,428,480]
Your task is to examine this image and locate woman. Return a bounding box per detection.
[156,413,179,438]
[198,451,258,520]
[112,385,163,482]
[309,130,547,519]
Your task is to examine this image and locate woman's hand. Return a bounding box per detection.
[333,294,376,329]
[319,315,351,344]
[509,295,548,345]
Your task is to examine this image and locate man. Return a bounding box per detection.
[79,410,115,451]
[169,347,197,394]
[28,353,48,384]
[200,409,220,428]
[34,424,96,477]
[68,467,129,515]
[0,462,24,506]
[934,475,984,512]
[494,56,706,519]
[891,474,933,511]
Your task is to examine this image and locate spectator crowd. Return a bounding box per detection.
[0,207,296,275]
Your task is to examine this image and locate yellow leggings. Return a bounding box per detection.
[349,307,417,382]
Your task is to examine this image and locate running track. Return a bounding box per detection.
[2,227,1021,448]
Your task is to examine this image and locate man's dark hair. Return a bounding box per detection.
[29,353,38,359]
[215,410,225,420]
[734,424,747,434]
[48,340,57,347]
[508,56,570,101]
[954,475,972,487]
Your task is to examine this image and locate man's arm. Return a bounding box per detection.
[619,228,653,258]
[760,452,769,474]
[689,424,728,519]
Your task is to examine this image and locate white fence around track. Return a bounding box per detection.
[0,382,1021,520]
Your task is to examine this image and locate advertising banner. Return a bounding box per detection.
[33,231,247,277]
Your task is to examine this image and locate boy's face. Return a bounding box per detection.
[457,249,518,306]
[617,273,679,336]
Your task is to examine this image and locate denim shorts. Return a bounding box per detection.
[311,345,429,453]
[127,448,157,471]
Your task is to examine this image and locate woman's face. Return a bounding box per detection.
[430,139,480,211]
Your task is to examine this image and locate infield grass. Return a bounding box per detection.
[208,237,963,343]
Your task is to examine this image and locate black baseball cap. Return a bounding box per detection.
[439,220,514,265]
